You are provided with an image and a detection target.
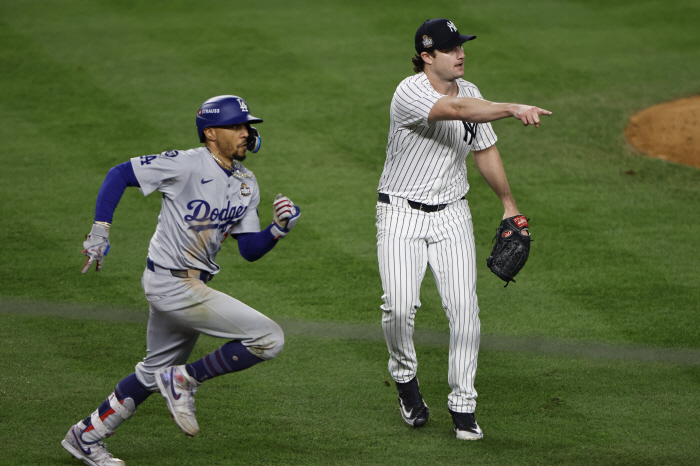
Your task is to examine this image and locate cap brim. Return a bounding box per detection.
[436,34,476,50]
[244,114,263,124]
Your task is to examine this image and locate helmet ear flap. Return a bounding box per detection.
[247,126,261,153]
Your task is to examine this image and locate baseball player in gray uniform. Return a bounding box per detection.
[376,19,551,440]
[62,95,301,466]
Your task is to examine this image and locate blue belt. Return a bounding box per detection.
[147,258,213,283]
[378,193,464,213]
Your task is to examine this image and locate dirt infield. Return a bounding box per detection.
[625,95,700,168]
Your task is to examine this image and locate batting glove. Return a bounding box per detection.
[81,223,110,273]
[271,194,300,239]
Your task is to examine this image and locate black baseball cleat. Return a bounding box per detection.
[396,377,429,427]
[449,409,483,440]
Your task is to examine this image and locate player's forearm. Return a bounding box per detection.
[236,225,278,262]
[430,97,551,127]
[455,99,516,123]
[429,97,511,123]
[473,146,519,216]
[94,162,140,224]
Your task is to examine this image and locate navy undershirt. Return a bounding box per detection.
[94,161,277,262]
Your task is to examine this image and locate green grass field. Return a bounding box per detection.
[1,0,699,464]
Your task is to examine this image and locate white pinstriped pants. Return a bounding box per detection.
[376,195,480,413]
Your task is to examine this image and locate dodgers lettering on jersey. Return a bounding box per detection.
[184,199,249,231]
[377,72,498,205]
[130,147,261,274]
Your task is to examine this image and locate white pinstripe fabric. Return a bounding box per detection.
[378,73,497,206]
[377,198,480,413]
[376,73,496,414]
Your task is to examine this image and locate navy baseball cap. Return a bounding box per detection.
[415,18,476,53]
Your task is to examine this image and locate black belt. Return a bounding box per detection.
[378,193,463,213]
[147,258,213,283]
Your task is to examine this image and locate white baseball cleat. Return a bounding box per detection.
[61,421,126,466]
[449,410,483,440]
[155,365,201,437]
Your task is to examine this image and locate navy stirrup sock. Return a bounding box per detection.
[115,373,152,405]
[185,340,264,383]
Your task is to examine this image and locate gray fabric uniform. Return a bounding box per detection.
[130,148,283,390]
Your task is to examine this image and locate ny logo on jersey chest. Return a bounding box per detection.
[462,122,477,145]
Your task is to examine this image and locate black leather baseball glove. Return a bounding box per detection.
[486,215,530,286]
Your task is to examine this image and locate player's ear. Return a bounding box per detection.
[203,127,217,142]
[420,51,434,66]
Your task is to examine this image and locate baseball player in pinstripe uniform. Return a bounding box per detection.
[61,95,300,466]
[376,19,551,440]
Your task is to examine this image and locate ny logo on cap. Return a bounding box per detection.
[237,99,248,113]
[446,21,457,33]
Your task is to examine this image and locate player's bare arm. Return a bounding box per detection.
[429,97,552,127]
[472,144,521,220]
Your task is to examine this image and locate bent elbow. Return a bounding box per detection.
[239,251,260,262]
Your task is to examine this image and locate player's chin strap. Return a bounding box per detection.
[247,126,261,153]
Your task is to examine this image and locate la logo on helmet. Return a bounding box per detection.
[237,99,248,113]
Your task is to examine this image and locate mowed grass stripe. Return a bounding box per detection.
[3,299,698,366]
[2,312,699,465]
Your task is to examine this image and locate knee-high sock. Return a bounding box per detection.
[80,373,152,443]
[185,340,264,383]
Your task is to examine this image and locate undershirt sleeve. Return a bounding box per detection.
[94,162,141,223]
[235,224,278,262]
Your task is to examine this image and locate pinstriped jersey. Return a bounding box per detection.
[378,72,498,205]
[130,147,261,274]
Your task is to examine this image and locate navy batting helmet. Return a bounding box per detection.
[196,95,263,143]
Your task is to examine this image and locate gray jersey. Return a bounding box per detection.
[130,147,260,274]
[378,72,498,205]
